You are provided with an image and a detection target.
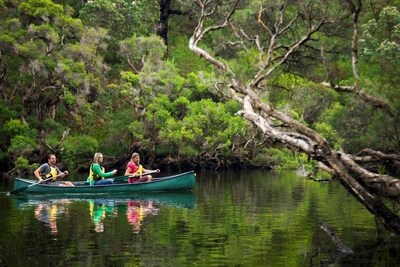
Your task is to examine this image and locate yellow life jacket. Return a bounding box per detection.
[88,163,105,181]
[134,164,144,175]
[50,204,58,221]
[45,166,58,181]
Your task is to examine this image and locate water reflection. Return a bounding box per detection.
[34,200,70,235]
[3,171,400,266]
[13,192,195,235]
[89,199,117,233]
[126,200,159,233]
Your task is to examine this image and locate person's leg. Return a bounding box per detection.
[128,177,138,184]
[63,181,75,186]
[136,175,152,182]
[95,178,114,185]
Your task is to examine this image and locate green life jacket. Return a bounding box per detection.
[88,163,105,182]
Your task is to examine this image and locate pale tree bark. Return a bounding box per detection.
[189,0,400,234]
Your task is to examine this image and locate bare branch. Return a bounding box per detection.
[257,4,273,35]
[190,0,240,72]
[340,152,400,198]
[237,96,316,153]
[354,149,400,162]
[321,82,396,117]
[250,19,329,88]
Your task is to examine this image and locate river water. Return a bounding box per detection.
[0,170,399,266]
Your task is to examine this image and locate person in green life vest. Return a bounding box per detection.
[87,152,117,186]
[34,154,74,186]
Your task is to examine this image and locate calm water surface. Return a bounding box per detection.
[1,170,400,266]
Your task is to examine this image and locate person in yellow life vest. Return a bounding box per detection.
[34,154,74,186]
[125,152,157,183]
[87,152,117,186]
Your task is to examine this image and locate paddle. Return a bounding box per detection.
[9,174,63,195]
[113,169,160,183]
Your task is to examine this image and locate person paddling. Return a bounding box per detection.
[87,152,117,185]
[33,154,74,186]
[125,153,158,183]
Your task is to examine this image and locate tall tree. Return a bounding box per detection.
[188,0,400,234]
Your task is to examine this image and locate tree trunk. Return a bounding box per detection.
[156,0,172,44]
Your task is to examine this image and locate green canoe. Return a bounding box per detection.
[11,171,196,195]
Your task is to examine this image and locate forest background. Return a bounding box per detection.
[0,0,399,179]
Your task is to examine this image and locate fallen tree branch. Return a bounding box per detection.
[319,221,353,254]
[321,82,396,117]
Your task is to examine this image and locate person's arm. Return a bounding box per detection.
[125,166,133,176]
[92,164,116,178]
[143,167,160,174]
[55,166,68,178]
[125,162,138,175]
[34,164,49,182]
[34,167,43,182]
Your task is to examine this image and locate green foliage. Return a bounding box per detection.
[28,23,60,43]
[79,0,158,39]
[79,0,124,30]
[148,96,248,160]
[182,72,211,100]
[127,121,146,143]
[0,0,5,10]
[3,119,32,137]
[358,5,400,116]
[78,0,159,76]
[64,88,75,105]
[353,111,398,152]
[3,118,38,171]
[0,104,17,140]
[62,135,99,168]
[15,156,38,172]
[119,35,167,71]
[360,6,400,66]
[253,148,310,170]
[168,35,211,76]
[8,135,37,154]
[120,71,140,86]
[18,0,64,18]
[229,49,260,84]
[146,94,174,130]
[313,122,343,150]
[2,0,399,174]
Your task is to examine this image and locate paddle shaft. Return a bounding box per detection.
[9,173,64,195]
[128,169,160,178]
[113,169,160,183]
